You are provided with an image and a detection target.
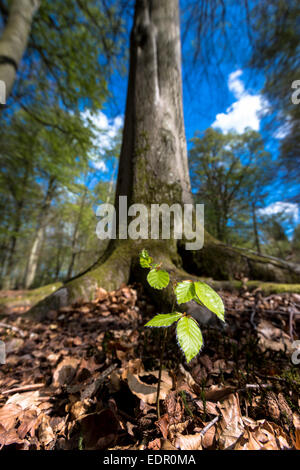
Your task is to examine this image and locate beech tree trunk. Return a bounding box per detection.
[0,0,39,101]
[115,0,192,210]
[28,0,300,320]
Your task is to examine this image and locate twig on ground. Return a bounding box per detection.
[244,383,271,390]
[226,307,300,318]
[2,383,45,396]
[0,322,25,337]
[250,291,261,329]
[80,363,118,400]
[250,308,256,329]
[98,363,118,382]
[200,416,219,437]
[255,372,299,386]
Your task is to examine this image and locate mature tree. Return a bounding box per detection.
[0,0,123,115]
[0,112,39,287]
[0,0,125,288]
[30,0,300,320]
[0,0,39,101]
[31,184,107,287]
[189,128,273,249]
[0,108,95,288]
[249,0,300,200]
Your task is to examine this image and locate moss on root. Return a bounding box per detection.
[206,279,300,294]
[13,237,300,322]
[243,281,300,294]
[0,282,62,312]
[66,241,134,303]
[26,240,182,320]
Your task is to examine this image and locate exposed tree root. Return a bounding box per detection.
[209,280,300,295]
[20,239,300,322]
[179,241,300,283]
[28,243,133,321]
[0,283,62,316]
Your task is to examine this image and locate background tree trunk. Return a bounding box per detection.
[0,0,39,101]
[27,0,300,320]
[2,200,24,289]
[24,177,55,288]
[66,187,88,280]
[252,202,261,254]
[24,224,45,289]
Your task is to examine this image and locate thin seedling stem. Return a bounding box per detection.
[156,328,168,419]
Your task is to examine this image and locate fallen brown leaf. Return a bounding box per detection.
[175,433,202,450]
[0,424,24,449]
[216,393,244,449]
[156,413,169,439]
[204,385,235,401]
[79,409,120,450]
[127,370,172,404]
[257,320,292,354]
[0,403,22,431]
[38,415,55,447]
[52,357,80,387]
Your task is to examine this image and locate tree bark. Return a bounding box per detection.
[252,202,261,254]
[0,0,39,101]
[23,176,55,288]
[66,187,88,280]
[28,0,300,320]
[23,224,44,288]
[55,244,64,280]
[115,0,192,210]
[2,203,23,289]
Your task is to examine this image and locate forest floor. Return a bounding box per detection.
[0,284,299,450]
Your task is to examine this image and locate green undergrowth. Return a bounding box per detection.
[0,282,62,310]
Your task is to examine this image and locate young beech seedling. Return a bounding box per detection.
[140,249,225,418]
[140,249,225,363]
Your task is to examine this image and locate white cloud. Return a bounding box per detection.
[228,70,245,98]
[212,70,266,134]
[258,201,299,222]
[81,110,123,171]
[93,160,108,172]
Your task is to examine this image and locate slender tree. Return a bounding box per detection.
[23,176,56,288]
[189,128,274,251]
[0,0,39,101]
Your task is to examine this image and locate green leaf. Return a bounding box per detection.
[145,312,183,327]
[147,269,170,289]
[175,281,195,304]
[176,316,203,363]
[139,249,153,268]
[194,281,225,322]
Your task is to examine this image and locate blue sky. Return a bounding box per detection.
[87,1,299,233]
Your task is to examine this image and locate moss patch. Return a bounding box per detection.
[0,282,62,312]
[245,281,300,294]
[209,280,300,295]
